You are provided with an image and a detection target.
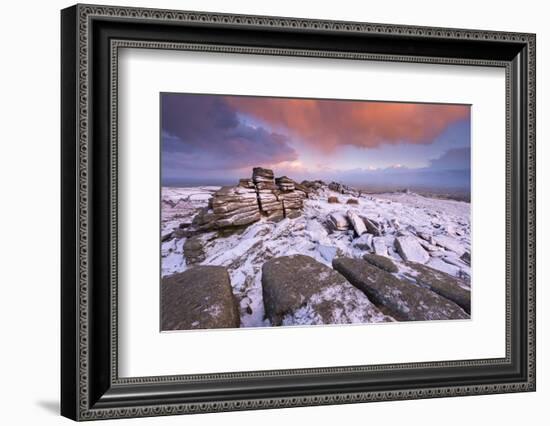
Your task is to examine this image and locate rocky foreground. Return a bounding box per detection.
[161,167,471,330]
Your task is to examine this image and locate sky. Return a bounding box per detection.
[161,93,471,192]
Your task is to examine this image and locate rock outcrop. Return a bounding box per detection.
[332,257,469,321]
[161,265,240,330]
[405,262,471,313]
[328,181,359,196]
[262,255,389,325]
[192,168,309,231]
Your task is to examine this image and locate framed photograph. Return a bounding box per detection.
[61,4,536,421]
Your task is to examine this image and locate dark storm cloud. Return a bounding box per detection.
[161,94,298,174]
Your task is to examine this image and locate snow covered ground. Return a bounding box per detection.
[161,185,471,328]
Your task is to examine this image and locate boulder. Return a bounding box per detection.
[255,181,279,191]
[183,235,206,265]
[372,237,388,256]
[417,230,436,245]
[347,211,367,236]
[353,233,373,251]
[328,212,349,231]
[328,196,340,204]
[405,262,471,314]
[426,257,460,277]
[262,255,389,325]
[161,266,240,330]
[360,216,382,236]
[275,176,296,191]
[433,235,466,255]
[238,178,255,189]
[332,258,469,321]
[461,251,471,265]
[328,182,346,194]
[285,209,302,219]
[346,198,359,205]
[363,253,398,273]
[395,236,430,264]
[252,167,274,183]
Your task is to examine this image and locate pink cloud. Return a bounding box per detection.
[227,97,470,152]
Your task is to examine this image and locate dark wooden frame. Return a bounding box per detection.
[61,3,536,421]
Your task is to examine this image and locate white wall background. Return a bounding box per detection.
[0,0,546,425]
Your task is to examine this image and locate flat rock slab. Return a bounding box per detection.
[332,257,469,321]
[353,233,373,250]
[328,212,349,231]
[262,255,389,325]
[363,253,399,273]
[405,262,471,314]
[433,235,466,255]
[347,211,367,236]
[395,236,430,264]
[161,266,240,330]
[183,235,206,265]
[372,237,388,256]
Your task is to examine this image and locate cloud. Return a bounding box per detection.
[161,94,298,174]
[428,147,470,170]
[227,97,470,151]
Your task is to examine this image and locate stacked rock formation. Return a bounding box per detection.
[192,167,309,231]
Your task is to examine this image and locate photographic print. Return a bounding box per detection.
[160,93,472,331]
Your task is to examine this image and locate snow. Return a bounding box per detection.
[161,185,471,328]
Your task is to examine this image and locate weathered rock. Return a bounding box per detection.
[238,178,255,189]
[328,196,340,204]
[426,257,460,277]
[434,235,466,255]
[332,258,469,321]
[161,231,173,242]
[347,211,367,236]
[460,251,471,265]
[262,255,389,325]
[360,216,382,236]
[301,180,325,191]
[328,182,346,193]
[395,236,430,264]
[346,198,359,205]
[405,262,471,314]
[285,209,302,219]
[372,237,388,256]
[328,212,349,231]
[417,231,436,245]
[418,239,441,252]
[183,235,206,265]
[192,168,310,229]
[257,191,283,216]
[161,266,240,330]
[363,253,398,273]
[255,181,279,191]
[265,210,285,222]
[353,233,373,250]
[252,167,274,183]
[328,181,358,195]
[275,176,295,191]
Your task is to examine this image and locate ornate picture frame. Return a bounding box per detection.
[61,4,536,421]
